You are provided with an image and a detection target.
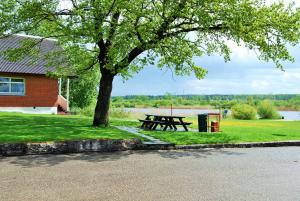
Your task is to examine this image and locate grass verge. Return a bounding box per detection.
[141,118,300,145]
[2,112,300,145]
[0,112,140,143]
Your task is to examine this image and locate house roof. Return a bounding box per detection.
[0,34,61,75]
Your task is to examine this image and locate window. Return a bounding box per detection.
[0,77,25,95]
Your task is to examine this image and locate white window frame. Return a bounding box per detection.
[0,76,25,96]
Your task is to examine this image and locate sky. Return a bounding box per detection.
[59,0,300,96]
[113,46,300,96]
[113,0,300,96]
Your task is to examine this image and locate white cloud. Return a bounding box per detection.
[251,80,270,89]
[90,0,300,96]
[266,0,300,6]
[282,68,300,80]
[182,68,300,94]
[226,41,258,62]
[58,0,73,10]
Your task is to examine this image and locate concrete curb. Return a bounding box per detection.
[136,141,300,150]
[174,141,300,150]
[136,143,176,150]
[0,139,142,157]
[1,140,300,157]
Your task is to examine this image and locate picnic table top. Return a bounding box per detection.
[145,114,186,118]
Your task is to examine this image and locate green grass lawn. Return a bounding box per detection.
[2,112,300,145]
[141,118,300,145]
[0,112,140,143]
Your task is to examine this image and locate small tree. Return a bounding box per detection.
[69,70,99,108]
[1,0,300,126]
[257,100,280,119]
[247,96,254,106]
[232,104,257,120]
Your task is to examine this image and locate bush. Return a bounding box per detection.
[110,108,131,118]
[257,100,280,119]
[71,106,130,119]
[231,104,257,120]
[123,102,135,108]
[69,70,99,108]
[71,105,94,117]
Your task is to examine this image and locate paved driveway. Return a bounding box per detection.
[0,147,300,201]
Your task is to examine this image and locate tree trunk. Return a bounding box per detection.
[93,70,115,127]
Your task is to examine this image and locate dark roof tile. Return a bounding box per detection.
[0,34,60,75]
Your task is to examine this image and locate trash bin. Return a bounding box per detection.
[211,121,219,132]
[198,114,208,132]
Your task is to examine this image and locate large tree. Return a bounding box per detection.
[1,0,300,126]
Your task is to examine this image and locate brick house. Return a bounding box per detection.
[0,34,69,114]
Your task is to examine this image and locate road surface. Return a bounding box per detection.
[0,147,299,201]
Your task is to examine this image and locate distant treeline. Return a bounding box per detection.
[111,94,300,111]
[115,94,298,101]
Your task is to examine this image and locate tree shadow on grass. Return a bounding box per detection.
[0,148,245,168]
[272,134,287,137]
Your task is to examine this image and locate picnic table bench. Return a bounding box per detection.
[139,114,192,131]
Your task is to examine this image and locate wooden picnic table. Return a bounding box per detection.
[139,114,192,131]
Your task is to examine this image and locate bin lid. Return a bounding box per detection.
[198,113,208,116]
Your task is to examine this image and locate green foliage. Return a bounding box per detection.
[69,69,99,108]
[1,0,300,125]
[247,96,255,106]
[110,108,131,119]
[71,106,94,117]
[211,100,237,109]
[257,100,281,119]
[111,94,300,111]
[231,104,257,120]
[288,96,300,110]
[1,0,300,77]
[72,105,130,119]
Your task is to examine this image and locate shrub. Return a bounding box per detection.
[71,105,94,117]
[69,70,99,108]
[182,101,193,106]
[123,102,135,108]
[71,106,130,119]
[110,107,131,118]
[152,100,172,107]
[231,104,257,120]
[257,100,280,119]
[112,103,125,108]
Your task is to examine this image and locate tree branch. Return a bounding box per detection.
[106,11,121,47]
[163,23,227,38]
[115,46,145,72]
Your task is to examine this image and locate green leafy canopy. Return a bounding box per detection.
[1,0,300,79]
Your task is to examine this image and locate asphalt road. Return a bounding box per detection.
[0,147,300,201]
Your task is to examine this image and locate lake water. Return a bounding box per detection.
[124,108,300,121]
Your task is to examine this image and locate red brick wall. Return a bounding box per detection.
[0,73,58,107]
